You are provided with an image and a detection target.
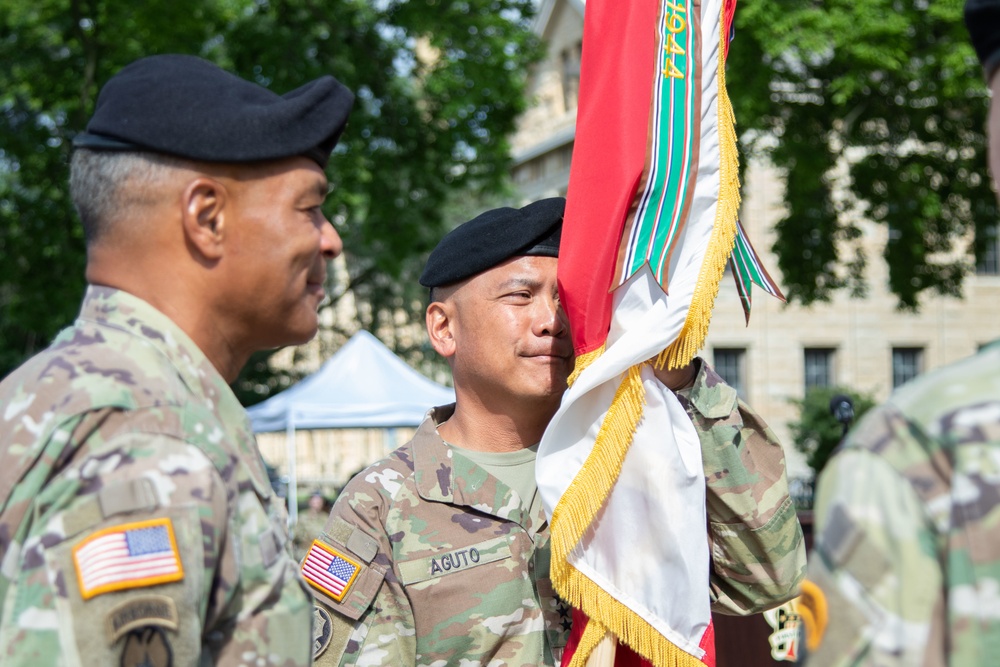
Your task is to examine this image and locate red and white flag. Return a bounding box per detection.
[537,0,750,665]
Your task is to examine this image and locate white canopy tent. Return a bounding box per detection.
[247,330,454,521]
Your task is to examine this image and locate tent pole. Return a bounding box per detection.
[287,409,298,528]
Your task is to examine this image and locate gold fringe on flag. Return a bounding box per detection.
[551,15,741,666]
[567,345,606,388]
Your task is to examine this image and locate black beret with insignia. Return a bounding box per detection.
[73,54,354,168]
[966,0,1000,79]
[419,197,565,288]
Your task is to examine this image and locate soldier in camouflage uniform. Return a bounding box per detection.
[294,492,332,561]
[302,199,805,666]
[799,6,1000,663]
[0,54,354,666]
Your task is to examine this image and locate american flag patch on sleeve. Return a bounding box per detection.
[72,517,184,600]
[301,540,361,602]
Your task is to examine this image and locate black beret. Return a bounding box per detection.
[419,197,565,288]
[73,54,354,168]
[966,0,1000,79]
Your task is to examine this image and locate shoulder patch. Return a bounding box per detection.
[120,626,173,667]
[105,595,179,645]
[301,540,361,602]
[73,517,183,600]
[312,606,334,658]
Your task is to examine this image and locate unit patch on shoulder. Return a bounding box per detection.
[73,517,184,600]
[120,626,173,667]
[313,606,334,658]
[301,540,361,602]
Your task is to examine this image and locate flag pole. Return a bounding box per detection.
[585,633,617,667]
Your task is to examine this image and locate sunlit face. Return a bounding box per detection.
[221,156,342,349]
[443,255,573,408]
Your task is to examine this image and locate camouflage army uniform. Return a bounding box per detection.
[0,287,312,666]
[676,360,805,615]
[805,340,1000,665]
[304,359,804,666]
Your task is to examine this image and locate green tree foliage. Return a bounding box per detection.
[789,386,876,475]
[0,0,541,390]
[729,0,995,310]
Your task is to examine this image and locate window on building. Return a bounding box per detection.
[977,224,999,275]
[892,347,923,388]
[803,348,835,389]
[560,42,582,112]
[713,348,747,399]
[558,143,574,170]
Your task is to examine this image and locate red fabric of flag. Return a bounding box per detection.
[558,0,661,357]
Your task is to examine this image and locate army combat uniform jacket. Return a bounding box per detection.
[806,340,1000,666]
[305,360,805,667]
[0,287,313,666]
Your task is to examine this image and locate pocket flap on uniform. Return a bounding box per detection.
[397,536,512,586]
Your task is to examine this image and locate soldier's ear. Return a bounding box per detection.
[426,301,457,359]
[180,177,228,261]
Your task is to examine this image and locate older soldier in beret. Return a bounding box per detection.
[301,198,804,666]
[0,54,353,666]
[796,4,1000,664]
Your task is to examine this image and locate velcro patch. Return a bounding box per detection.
[301,540,361,602]
[73,518,184,600]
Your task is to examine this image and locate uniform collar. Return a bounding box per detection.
[78,286,220,401]
[76,285,272,497]
[411,404,546,533]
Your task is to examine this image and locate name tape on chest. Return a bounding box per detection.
[398,536,513,586]
[301,540,362,602]
[73,517,184,600]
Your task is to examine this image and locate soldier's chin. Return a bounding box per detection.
[274,319,320,348]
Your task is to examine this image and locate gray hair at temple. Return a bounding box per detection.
[70,149,189,244]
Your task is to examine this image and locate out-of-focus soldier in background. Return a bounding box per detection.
[301,198,805,667]
[0,54,353,666]
[294,491,332,561]
[798,4,1000,663]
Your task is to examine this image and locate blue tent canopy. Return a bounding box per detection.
[247,330,454,433]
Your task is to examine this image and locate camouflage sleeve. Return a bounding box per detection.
[0,426,311,667]
[676,359,806,615]
[307,473,415,667]
[804,410,942,666]
[0,430,229,666]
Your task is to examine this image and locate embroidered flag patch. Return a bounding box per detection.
[73,518,184,600]
[301,540,361,602]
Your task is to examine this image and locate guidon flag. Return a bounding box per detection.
[536,0,783,666]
